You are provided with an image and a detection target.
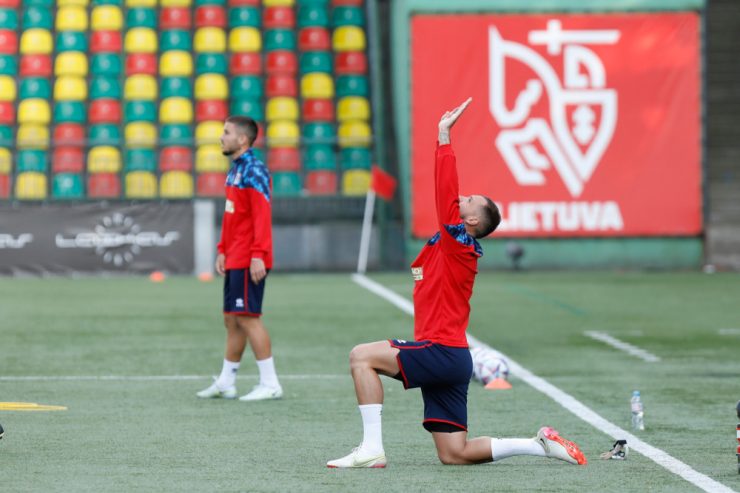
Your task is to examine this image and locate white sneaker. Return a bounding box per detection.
[196,380,237,399]
[238,384,283,402]
[536,426,587,465]
[327,447,387,468]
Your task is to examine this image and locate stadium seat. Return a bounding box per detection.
[332,25,365,52]
[19,55,52,77]
[17,149,47,172]
[229,26,261,52]
[20,29,52,55]
[196,172,225,197]
[0,54,17,75]
[301,73,334,99]
[91,56,122,79]
[54,101,86,124]
[52,146,85,172]
[332,0,363,7]
[0,8,17,29]
[194,27,226,52]
[90,77,122,99]
[160,7,191,29]
[341,168,370,196]
[125,148,156,172]
[57,31,88,52]
[88,145,121,173]
[0,30,16,54]
[160,97,193,123]
[15,171,47,200]
[302,121,334,144]
[18,99,50,124]
[302,99,333,121]
[89,123,121,145]
[337,96,370,122]
[300,51,332,74]
[126,7,156,28]
[196,53,227,74]
[298,27,330,51]
[195,6,226,27]
[0,125,11,146]
[17,124,49,149]
[52,173,84,199]
[303,143,335,170]
[125,170,157,198]
[266,74,297,97]
[160,171,194,198]
[126,0,156,7]
[231,52,261,75]
[263,0,294,6]
[230,98,263,121]
[128,54,155,75]
[272,171,302,196]
[161,30,192,51]
[92,5,123,30]
[161,77,192,99]
[0,173,8,199]
[88,172,121,198]
[195,144,228,172]
[22,7,50,29]
[0,146,10,173]
[266,147,299,171]
[335,51,367,74]
[89,99,122,123]
[54,52,88,77]
[231,75,263,99]
[266,121,299,147]
[0,0,18,7]
[160,51,193,76]
[195,74,228,100]
[336,75,368,97]
[338,120,371,147]
[195,121,223,145]
[264,7,295,29]
[332,5,363,27]
[125,28,158,53]
[340,146,371,170]
[53,123,85,146]
[124,75,158,100]
[297,5,329,28]
[195,100,227,122]
[264,29,296,51]
[305,170,337,195]
[0,75,15,101]
[125,122,157,148]
[161,123,192,146]
[90,31,122,53]
[265,50,297,75]
[229,6,259,28]
[161,0,192,6]
[0,102,13,124]
[266,97,299,122]
[56,6,88,31]
[160,146,192,171]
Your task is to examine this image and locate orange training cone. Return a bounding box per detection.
[149,271,165,282]
[485,378,512,390]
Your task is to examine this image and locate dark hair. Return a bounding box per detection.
[226,115,259,146]
[475,197,501,239]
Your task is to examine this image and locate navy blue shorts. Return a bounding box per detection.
[223,268,268,316]
[390,339,473,433]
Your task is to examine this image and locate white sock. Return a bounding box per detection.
[358,404,383,454]
[216,359,240,389]
[490,438,546,461]
[256,357,280,388]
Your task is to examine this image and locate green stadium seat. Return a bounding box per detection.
[299,51,332,74]
[336,75,368,97]
[296,0,328,5]
[297,5,329,28]
[231,75,263,98]
[125,148,156,171]
[90,77,122,100]
[0,8,18,29]
[93,0,123,4]
[332,6,364,27]
[161,29,192,51]
[91,54,123,76]
[0,54,16,75]
[52,173,84,199]
[160,123,192,146]
[272,171,302,196]
[125,101,157,123]
[54,102,86,123]
[340,147,371,170]
[230,98,263,121]
[264,29,296,51]
[56,32,88,52]
[0,125,11,146]
[17,149,47,172]
[19,78,51,100]
[161,77,192,98]
[195,0,225,5]
[90,124,121,146]
[302,122,334,144]
[196,53,227,74]
[126,7,156,28]
[303,143,335,170]
[229,6,260,27]
[22,7,51,29]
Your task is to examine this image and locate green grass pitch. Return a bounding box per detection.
[1,272,739,492]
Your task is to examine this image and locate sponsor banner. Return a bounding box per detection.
[410,13,702,237]
[0,203,194,275]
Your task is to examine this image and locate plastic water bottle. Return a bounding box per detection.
[631,391,645,430]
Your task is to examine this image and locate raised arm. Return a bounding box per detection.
[438,97,472,145]
[435,98,472,228]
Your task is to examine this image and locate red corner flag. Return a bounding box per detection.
[371,165,397,201]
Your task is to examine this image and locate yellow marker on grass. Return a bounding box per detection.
[0,402,67,411]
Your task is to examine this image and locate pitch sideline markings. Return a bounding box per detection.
[583,330,661,362]
[351,273,736,493]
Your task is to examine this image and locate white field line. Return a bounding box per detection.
[718,328,740,336]
[352,273,736,493]
[0,374,345,382]
[583,330,661,363]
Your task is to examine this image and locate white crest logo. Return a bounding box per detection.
[490,20,620,197]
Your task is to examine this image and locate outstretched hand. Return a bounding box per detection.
[438,97,472,144]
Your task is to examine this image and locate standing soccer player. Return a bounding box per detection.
[197,116,283,402]
[327,98,586,468]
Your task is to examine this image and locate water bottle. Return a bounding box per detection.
[631,391,645,430]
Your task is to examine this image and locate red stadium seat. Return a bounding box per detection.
[0,174,9,199]
[335,51,367,75]
[160,146,193,172]
[126,54,157,76]
[302,99,334,122]
[230,52,261,75]
[196,172,226,197]
[52,147,85,173]
[306,170,337,195]
[20,55,52,77]
[0,0,19,7]
[54,124,85,147]
[266,75,297,97]
[90,31,122,53]
[228,0,259,5]
[195,100,228,122]
[266,147,300,171]
[0,30,17,55]
[195,6,226,28]
[89,100,122,124]
[265,50,297,75]
[0,102,14,124]
[88,173,121,198]
[263,7,295,29]
[160,7,191,29]
[298,27,331,51]
[333,0,364,5]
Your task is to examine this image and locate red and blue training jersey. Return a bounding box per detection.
[410,143,482,348]
[217,149,273,271]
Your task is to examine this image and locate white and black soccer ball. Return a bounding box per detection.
[471,347,510,385]
[0,422,4,440]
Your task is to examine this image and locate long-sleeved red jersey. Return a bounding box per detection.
[217,149,273,270]
[410,143,482,348]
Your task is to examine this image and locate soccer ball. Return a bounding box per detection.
[0,423,4,439]
[471,347,510,385]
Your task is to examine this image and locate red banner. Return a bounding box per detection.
[410,13,701,238]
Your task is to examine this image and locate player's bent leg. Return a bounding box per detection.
[349,341,399,404]
[432,431,493,465]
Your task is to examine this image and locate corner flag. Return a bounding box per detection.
[371,165,396,201]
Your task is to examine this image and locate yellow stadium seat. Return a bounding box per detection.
[17,124,49,149]
[333,26,366,52]
[195,121,223,146]
[54,76,87,101]
[160,51,193,77]
[161,0,192,6]
[0,148,10,174]
[342,169,371,196]
[194,27,226,53]
[160,97,193,124]
[20,29,53,55]
[338,120,372,148]
[195,145,228,172]
[124,75,157,100]
[126,0,157,7]
[301,73,334,99]
[18,99,50,125]
[337,96,370,122]
[263,0,294,6]
[267,121,300,148]
[15,172,47,200]
[88,146,122,173]
[58,0,90,5]
[0,76,15,102]
[125,28,158,53]
[194,74,228,101]
[229,27,261,53]
[266,97,299,122]
[125,171,157,198]
[91,6,123,31]
[54,52,88,77]
[125,122,157,148]
[56,7,88,31]
[160,171,194,198]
